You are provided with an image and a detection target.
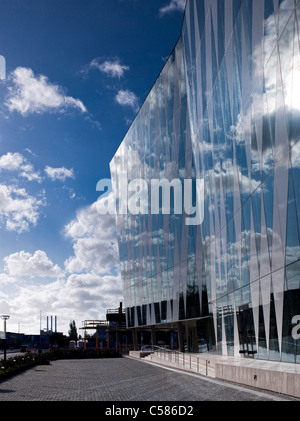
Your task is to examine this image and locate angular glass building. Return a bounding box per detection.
[110,0,300,363]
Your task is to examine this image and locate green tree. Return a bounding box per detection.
[68,320,78,341]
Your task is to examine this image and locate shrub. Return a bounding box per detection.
[0,349,121,381]
[0,354,45,381]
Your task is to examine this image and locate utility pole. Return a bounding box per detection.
[1,315,10,361]
[39,311,42,352]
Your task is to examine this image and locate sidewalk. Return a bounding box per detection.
[0,357,288,401]
[131,350,300,399]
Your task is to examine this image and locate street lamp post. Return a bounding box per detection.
[1,315,10,361]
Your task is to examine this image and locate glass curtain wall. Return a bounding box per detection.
[110,0,300,363]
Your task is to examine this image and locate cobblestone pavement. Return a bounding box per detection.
[0,357,294,401]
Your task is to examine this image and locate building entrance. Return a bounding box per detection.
[238,305,257,357]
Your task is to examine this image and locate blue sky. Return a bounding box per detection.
[0,0,186,335]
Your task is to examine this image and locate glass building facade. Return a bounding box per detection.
[110,0,300,363]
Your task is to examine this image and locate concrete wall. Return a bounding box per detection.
[215,363,300,399]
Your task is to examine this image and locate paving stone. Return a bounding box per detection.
[0,357,294,401]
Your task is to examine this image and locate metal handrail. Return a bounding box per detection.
[107,308,126,314]
[141,345,168,351]
[153,347,212,376]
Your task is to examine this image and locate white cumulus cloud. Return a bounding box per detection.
[64,194,120,275]
[89,58,129,79]
[116,89,139,111]
[4,250,63,278]
[0,193,122,334]
[5,67,87,116]
[0,184,45,233]
[159,0,186,17]
[3,272,122,335]
[45,166,75,182]
[0,152,41,182]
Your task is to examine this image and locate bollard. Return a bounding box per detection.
[206,360,211,376]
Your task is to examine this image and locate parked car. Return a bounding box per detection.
[141,345,154,351]
[198,339,208,353]
[20,345,28,353]
[184,339,208,353]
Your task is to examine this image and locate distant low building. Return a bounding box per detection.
[23,334,50,350]
[81,303,133,352]
[0,332,24,349]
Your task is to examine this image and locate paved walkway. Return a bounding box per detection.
[0,357,296,401]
